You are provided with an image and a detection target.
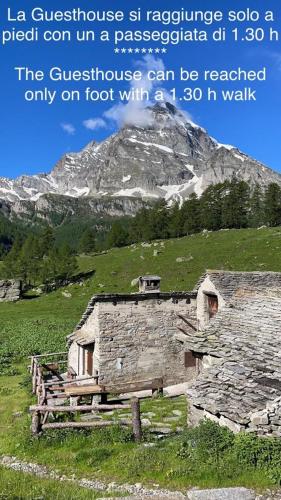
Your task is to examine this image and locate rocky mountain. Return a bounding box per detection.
[1,102,281,222]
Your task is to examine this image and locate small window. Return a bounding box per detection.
[206,294,218,319]
[185,351,197,368]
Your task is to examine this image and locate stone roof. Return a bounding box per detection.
[184,288,281,428]
[68,291,197,342]
[139,275,161,280]
[193,270,281,301]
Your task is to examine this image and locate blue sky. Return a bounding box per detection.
[0,0,280,178]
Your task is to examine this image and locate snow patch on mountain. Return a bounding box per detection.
[113,187,159,198]
[0,101,280,216]
[128,138,174,154]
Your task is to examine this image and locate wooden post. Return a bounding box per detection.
[39,381,46,405]
[31,411,41,436]
[32,359,37,394]
[131,397,142,442]
[100,393,108,404]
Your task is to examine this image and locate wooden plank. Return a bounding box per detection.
[107,378,164,394]
[46,393,68,400]
[64,385,105,396]
[30,404,130,413]
[43,375,99,388]
[42,421,129,430]
[46,385,66,392]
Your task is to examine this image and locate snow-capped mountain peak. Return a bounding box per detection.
[0,103,280,213]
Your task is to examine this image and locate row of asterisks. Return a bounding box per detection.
[114,47,167,54]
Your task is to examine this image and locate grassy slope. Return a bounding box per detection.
[1,227,281,492]
[0,467,111,499]
[2,226,281,360]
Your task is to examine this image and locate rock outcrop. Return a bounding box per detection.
[0,280,21,302]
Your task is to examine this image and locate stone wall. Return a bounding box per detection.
[248,396,281,437]
[96,296,197,386]
[196,276,226,330]
[188,397,281,437]
[68,303,101,377]
[0,280,21,302]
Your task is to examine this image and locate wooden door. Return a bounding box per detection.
[207,294,218,319]
[86,343,95,376]
[87,350,93,376]
[184,351,196,368]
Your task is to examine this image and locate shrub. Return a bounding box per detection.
[177,419,234,464]
[233,433,281,484]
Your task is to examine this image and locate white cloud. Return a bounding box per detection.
[104,55,194,129]
[83,118,107,130]
[104,55,166,128]
[61,123,75,135]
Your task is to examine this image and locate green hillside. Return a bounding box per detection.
[1,226,281,364]
[78,226,281,294]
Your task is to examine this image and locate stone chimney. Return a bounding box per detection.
[138,275,161,293]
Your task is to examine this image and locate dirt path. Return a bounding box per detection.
[2,455,281,499]
[0,455,185,498]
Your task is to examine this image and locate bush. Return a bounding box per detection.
[177,419,234,464]
[233,433,281,484]
[176,420,281,486]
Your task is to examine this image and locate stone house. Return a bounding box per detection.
[67,269,281,436]
[181,271,281,436]
[67,276,198,387]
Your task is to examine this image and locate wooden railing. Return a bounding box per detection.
[29,352,68,404]
[30,398,142,441]
[29,353,164,442]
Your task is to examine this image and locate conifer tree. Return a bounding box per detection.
[39,226,55,256]
[249,184,265,227]
[200,183,224,231]
[79,228,96,254]
[182,194,202,234]
[264,183,281,227]
[222,178,250,229]
[147,200,170,240]
[168,202,183,238]
[107,221,129,248]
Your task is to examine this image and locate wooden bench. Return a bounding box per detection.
[64,377,164,402]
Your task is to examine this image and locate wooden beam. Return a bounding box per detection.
[28,352,68,359]
[29,404,130,413]
[177,314,197,332]
[46,393,68,400]
[177,326,190,337]
[42,421,129,430]
[43,375,99,388]
[106,378,163,394]
[64,385,105,396]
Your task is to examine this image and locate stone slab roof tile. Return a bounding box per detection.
[186,291,281,423]
[194,270,281,301]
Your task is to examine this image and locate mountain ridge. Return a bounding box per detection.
[1,102,280,218]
